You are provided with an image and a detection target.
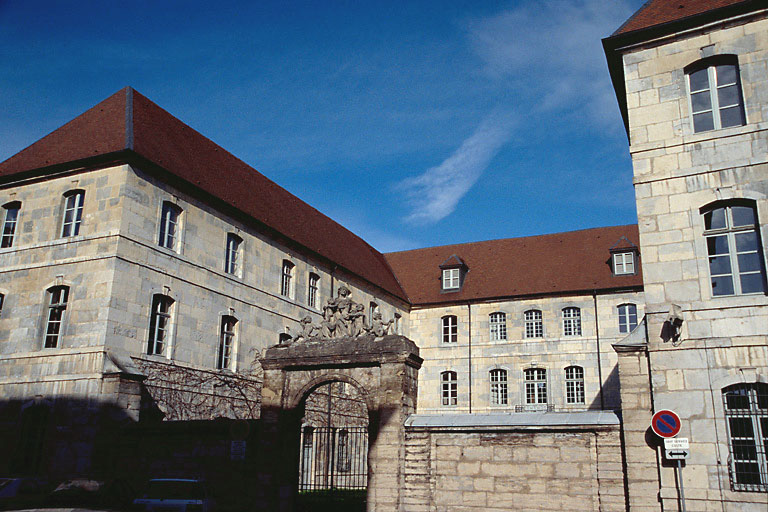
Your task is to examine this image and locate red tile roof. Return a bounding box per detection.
[384,226,643,306]
[615,0,754,35]
[0,88,407,301]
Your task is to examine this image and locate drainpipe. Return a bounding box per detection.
[593,290,605,410]
[467,302,472,414]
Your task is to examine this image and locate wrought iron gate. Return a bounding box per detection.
[299,426,368,491]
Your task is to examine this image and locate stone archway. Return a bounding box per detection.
[256,335,422,512]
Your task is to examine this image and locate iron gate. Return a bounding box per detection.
[299,426,368,491]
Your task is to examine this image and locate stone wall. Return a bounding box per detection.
[402,414,626,511]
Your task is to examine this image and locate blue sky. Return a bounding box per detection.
[0,0,646,252]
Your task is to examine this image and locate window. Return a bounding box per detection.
[44,286,69,348]
[280,260,294,298]
[225,233,242,275]
[307,273,319,308]
[441,315,457,344]
[441,371,457,406]
[562,307,582,336]
[147,294,173,356]
[2,201,20,248]
[489,312,507,341]
[490,369,508,406]
[722,383,767,492]
[337,429,351,472]
[704,202,766,296]
[61,190,84,237]
[613,252,635,275]
[687,57,745,133]
[524,310,543,338]
[565,366,585,404]
[618,304,638,333]
[442,268,460,290]
[158,202,181,250]
[369,302,379,322]
[524,368,547,404]
[394,313,402,335]
[217,316,237,370]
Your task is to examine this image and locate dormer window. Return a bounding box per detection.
[442,268,460,290]
[439,254,467,292]
[613,252,635,275]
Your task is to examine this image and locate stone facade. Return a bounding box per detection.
[608,6,768,512]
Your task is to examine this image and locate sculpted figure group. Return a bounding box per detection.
[286,286,395,344]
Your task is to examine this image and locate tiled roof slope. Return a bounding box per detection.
[385,225,643,306]
[0,88,407,301]
[615,0,753,35]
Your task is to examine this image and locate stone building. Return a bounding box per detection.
[604,0,768,510]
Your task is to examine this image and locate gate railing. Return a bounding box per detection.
[299,426,368,491]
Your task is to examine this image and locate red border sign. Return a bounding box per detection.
[651,410,681,438]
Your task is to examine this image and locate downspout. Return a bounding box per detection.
[593,290,605,410]
[467,302,472,414]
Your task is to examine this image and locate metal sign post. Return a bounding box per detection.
[663,435,690,512]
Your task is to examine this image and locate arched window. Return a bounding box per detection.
[225,233,242,275]
[158,201,182,250]
[489,369,508,406]
[2,201,21,248]
[44,286,69,348]
[441,315,457,344]
[281,260,295,298]
[703,201,766,296]
[217,315,237,370]
[489,312,507,341]
[565,366,585,404]
[524,310,543,338]
[147,294,174,355]
[562,307,582,336]
[524,368,547,404]
[307,273,320,309]
[617,304,638,333]
[686,56,745,133]
[441,371,457,406]
[722,383,768,491]
[61,190,85,237]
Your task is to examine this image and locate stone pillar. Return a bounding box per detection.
[613,340,661,512]
[258,335,422,512]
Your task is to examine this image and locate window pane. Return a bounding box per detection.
[737,253,762,273]
[734,231,758,252]
[717,85,739,108]
[691,90,712,112]
[730,206,755,227]
[689,68,710,91]
[739,273,765,294]
[720,106,745,128]
[693,112,714,132]
[708,255,732,275]
[706,235,729,255]
[716,64,737,85]
[704,208,726,230]
[711,275,735,296]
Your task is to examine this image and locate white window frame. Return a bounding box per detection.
[217,315,237,370]
[562,307,582,337]
[524,309,543,338]
[565,366,585,405]
[44,286,69,348]
[524,368,547,405]
[225,233,242,276]
[687,58,745,133]
[489,312,507,341]
[618,303,638,334]
[61,190,84,238]
[703,203,766,296]
[613,252,635,275]
[147,294,173,356]
[2,201,20,248]
[158,202,181,251]
[441,371,457,406]
[490,369,508,406]
[281,260,295,298]
[307,273,319,309]
[441,315,457,344]
[442,268,460,290]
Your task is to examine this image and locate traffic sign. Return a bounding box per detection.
[664,437,690,460]
[665,449,690,460]
[651,409,682,438]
